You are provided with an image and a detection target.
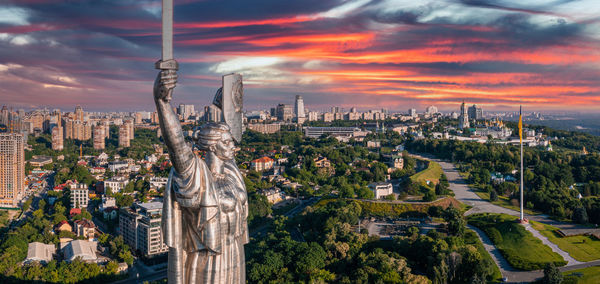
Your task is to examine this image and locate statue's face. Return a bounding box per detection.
[214,132,235,160]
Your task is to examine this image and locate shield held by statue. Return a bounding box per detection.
[213,73,244,142]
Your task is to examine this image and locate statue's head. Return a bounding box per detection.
[193,122,235,160]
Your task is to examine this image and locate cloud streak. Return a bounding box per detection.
[0,0,599,113]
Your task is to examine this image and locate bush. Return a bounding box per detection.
[486,227,503,243]
[489,190,498,202]
[423,190,436,202]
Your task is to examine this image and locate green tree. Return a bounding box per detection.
[423,190,437,202]
[489,190,498,202]
[542,263,563,284]
[572,206,588,224]
[356,186,374,199]
[295,242,327,279]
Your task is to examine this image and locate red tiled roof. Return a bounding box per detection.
[69,208,81,216]
[74,219,95,228]
[252,156,274,164]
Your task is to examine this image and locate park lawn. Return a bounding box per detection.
[468,213,567,271]
[410,160,443,185]
[563,266,600,284]
[531,221,600,262]
[473,191,539,215]
[464,229,503,282]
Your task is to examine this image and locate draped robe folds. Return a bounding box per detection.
[162,155,248,284]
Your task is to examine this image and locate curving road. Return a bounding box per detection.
[411,154,599,283]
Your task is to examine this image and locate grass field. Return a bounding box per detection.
[531,221,600,262]
[473,191,539,215]
[468,213,567,270]
[410,160,443,185]
[563,266,600,284]
[464,229,503,282]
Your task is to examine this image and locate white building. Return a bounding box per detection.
[70,183,89,209]
[104,176,130,193]
[108,161,129,172]
[25,242,56,264]
[425,105,438,115]
[119,202,169,258]
[408,108,417,117]
[368,182,393,199]
[294,95,306,124]
[149,177,168,189]
[260,187,286,204]
[100,196,116,210]
[62,240,98,262]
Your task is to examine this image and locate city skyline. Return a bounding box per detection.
[1,1,600,112]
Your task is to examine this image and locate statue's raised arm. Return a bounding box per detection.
[153,66,195,177]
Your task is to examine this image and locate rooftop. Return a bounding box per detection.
[252,156,274,163]
[63,240,97,262]
[26,242,56,263]
[138,201,162,211]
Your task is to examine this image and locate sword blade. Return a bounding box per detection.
[162,0,173,61]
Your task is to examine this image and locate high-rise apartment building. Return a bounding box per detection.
[0,106,8,126]
[101,119,110,139]
[64,119,92,141]
[0,133,24,208]
[459,101,470,129]
[468,104,483,120]
[93,125,105,150]
[119,202,169,257]
[276,104,293,122]
[294,95,306,124]
[409,108,417,117]
[125,118,134,139]
[151,112,159,124]
[118,124,130,147]
[308,111,319,122]
[178,104,195,120]
[70,183,89,209]
[53,109,61,128]
[204,105,222,122]
[134,112,143,124]
[51,126,63,151]
[26,112,44,132]
[74,105,84,121]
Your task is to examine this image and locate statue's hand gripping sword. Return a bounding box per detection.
[155,0,178,71]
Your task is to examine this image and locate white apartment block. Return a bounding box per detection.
[70,183,89,208]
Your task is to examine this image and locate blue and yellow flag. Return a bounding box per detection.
[518,105,523,143]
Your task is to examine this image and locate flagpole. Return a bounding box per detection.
[519,105,524,222]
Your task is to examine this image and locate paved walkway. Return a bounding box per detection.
[411,153,600,283]
[523,223,581,266]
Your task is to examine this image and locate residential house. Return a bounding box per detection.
[73,219,96,239]
[251,157,275,172]
[55,220,72,232]
[368,182,393,199]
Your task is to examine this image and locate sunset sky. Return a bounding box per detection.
[1,0,599,112]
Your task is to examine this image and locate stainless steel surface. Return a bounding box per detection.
[221,74,244,143]
[161,0,173,61]
[154,70,248,283]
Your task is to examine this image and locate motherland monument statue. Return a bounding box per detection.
[153,0,248,283]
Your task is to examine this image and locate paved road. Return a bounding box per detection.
[411,154,599,283]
